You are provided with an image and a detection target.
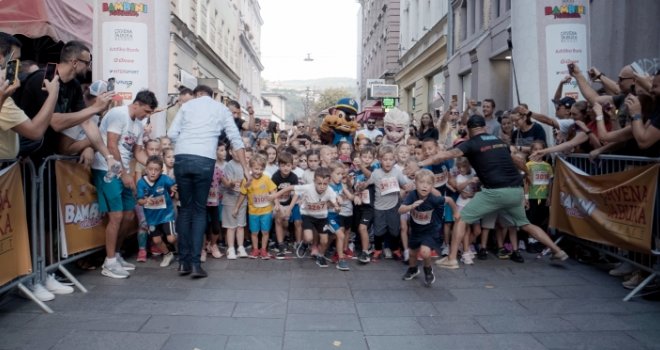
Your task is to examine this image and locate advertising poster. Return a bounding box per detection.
[0,163,32,285]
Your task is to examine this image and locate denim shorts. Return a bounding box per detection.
[248,212,273,233]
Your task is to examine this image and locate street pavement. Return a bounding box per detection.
[1,251,660,350]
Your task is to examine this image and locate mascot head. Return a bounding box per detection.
[382,107,410,145]
[320,97,360,144]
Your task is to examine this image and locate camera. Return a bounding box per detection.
[107,77,115,92]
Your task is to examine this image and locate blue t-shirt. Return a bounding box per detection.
[402,191,445,236]
[425,159,453,194]
[137,174,176,225]
[351,165,376,208]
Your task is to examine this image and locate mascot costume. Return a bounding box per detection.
[382,107,410,146]
[320,98,360,145]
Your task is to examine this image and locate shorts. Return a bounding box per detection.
[373,206,400,237]
[356,205,374,227]
[408,231,443,251]
[148,221,176,239]
[248,212,273,233]
[444,203,454,223]
[326,212,350,234]
[480,212,514,230]
[289,204,302,222]
[302,215,327,234]
[339,215,352,230]
[462,187,529,227]
[92,169,136,213]
[222,201,247,228]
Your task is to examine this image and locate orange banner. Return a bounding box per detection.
[55,161,106,256]
[550,158,659,252]
[0,163,32,285]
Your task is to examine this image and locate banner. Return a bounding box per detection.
[55,161,106,256]
[0,163,32,285]
[550,158,659,252]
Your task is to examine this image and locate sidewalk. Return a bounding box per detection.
[1,252,660,350]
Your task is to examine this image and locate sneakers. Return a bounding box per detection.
[441,244,449,256]
[30,283,55,301]
[622,270,644,290]
[518,240,526,251]
[249,249,260,259]
[102,259,130,279]
[336,259,350,271]
[209,243,223,259]
[296,242,309,258]
[609,261,635,276]
[201,248,207,262]
[384,248,393,259]
[510,250,525,263]
[260,248,271,260]
[226,247,237,260]
[461,251,474,265]
[424,266,435,286]
[160,252,175,267]
[116,254,136,270]
[372,250,382,260]
[358,250,371,264]
[551,250,569,262]
[392,249,402,260]
[436,257,459,269]
[343,248,354,259]
[136,248,147,262]
[45,274,74,295]
[237,246,248,258]
[477,248,488,260]
[316,255,328,268]
[150,245,162,256]
[497,247,511,260]
[402,266,420,280]
[276,244,286,260]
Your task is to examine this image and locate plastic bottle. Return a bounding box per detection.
[104,162,122,183]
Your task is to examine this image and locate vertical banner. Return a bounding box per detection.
[55,161,106,256]
[550,158,659,253]
[93,1,170,136]
[0,163,32,285]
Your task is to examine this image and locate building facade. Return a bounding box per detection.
[357,0,401,109]
[395,0,450,121]
[237,0,264,108]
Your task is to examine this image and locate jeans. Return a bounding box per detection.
[174,154,215,265]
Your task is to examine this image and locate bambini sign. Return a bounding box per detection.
[0,163,31,285]
[102,2,148,16]
[550,158,659,253]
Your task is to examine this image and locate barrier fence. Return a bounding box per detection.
[553,153,660,301]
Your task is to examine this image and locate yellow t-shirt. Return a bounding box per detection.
[240,175,277,215]
[0,97,29,159]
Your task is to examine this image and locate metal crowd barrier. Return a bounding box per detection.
[0,158,51,313]
[559,153,660,301]
[39,155,104,297]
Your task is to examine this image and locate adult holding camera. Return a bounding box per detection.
[0,33,59,159]
[416,112,439,141]
[462,98,501,136]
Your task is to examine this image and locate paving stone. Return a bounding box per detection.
[0,327,69,350]
[50,330,167,350]
[112,299,235,316]
[546,285,627,299]
[562,313,660,331]
[284,331,368,350]
[141,315,284,335]
[289,287,352,300]
[360,316,426,335]
[186,288,288,303]
[365,333,547,350]
[161,334,228,350]
[356,302,437,317]
[288,300,356,314]
[226,335,282,349]
[532,331,646,349]
[448,286,558,301]
[433,299,530,316]
[475,314,575,333]
[518,297,660,315]
[417,316,486,334]
[286,314,362,331]
[627,330,660,349]
[19,312,150,332]
[232,302,286,318]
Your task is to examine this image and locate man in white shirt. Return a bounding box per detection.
[92,90,157,279]
[168,85,250,278]
[355,117,383,142]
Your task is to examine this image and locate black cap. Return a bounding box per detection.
[553,96,576,109]
[466,115,486,129]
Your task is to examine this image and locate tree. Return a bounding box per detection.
[313,87,357,116]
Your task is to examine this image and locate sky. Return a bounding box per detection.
[259,0,360,81]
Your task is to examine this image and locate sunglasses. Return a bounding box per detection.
[450,112,460,115]
[367,121,376,124]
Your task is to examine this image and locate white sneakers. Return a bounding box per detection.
[102,258,130,279]
[45,274,74,295]
[226,247,237,260]
[30,283,55,302]
[237,246,248,258]
[160,252,175,267]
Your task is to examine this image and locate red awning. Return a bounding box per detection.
[356,101,385,123]
[0,0,93,47]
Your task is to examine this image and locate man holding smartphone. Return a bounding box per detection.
[0,32,60,160]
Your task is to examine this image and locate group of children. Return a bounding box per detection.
[131,129,554,287]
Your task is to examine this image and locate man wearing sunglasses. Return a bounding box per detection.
[355,116,382,142]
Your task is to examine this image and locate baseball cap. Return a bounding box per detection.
[466,115,486,129]
[553,96,576,109]
[88,80,108,97]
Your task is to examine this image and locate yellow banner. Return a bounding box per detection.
[55,161,106,255]
[0,163,32,285]
[550,158,659,252]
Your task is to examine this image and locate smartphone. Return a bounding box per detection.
[476,101,482,107]
[5,59,19,85]
[568,63,576,74]
[630,84,637,96]
[107,77,115,92]
[43,62,57,82]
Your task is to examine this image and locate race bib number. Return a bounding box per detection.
[207,188,219,202]
[411,209,433,225]
[253,194,270,208]
[378,176,400,196]
[360,189,370,204]
[305,202,327,216]
[145,195,167,210]
[533,171,551,186]
[434,172,448,188]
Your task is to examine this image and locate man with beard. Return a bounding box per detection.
[17,40,115,164]
[356,116,383,142]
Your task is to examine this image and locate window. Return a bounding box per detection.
[460,1,467,42]
[461,72,472,110]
